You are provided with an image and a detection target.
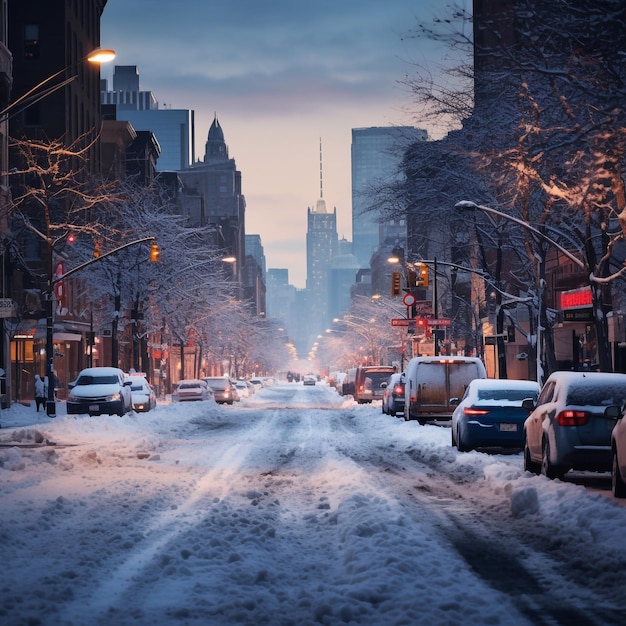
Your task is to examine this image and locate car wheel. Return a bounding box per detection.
[389,409,396,417]
[451,426,457,448]
[523,437,541,475]
[541,438,564,480]
[612,449,626,498]
[457,427,471,452]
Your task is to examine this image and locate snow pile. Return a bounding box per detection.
[1,382,625,625]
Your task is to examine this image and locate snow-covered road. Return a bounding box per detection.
[1,381,625,625]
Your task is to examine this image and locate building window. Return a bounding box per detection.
[24,24,39,60]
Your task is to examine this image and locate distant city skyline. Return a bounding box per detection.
[101,1,464,287]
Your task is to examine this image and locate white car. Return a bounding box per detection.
[124,376,157,412]
[303,374,316,386]
[67,367,132,416]
[172,379,212,402]
[234,380,250,398]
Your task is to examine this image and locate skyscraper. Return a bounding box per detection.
[101,65,195,170]
[351,126,427,268]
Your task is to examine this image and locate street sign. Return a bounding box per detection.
[402,293,417,307]
[391,318,410,327]
[427,318,451,326]
[0,298,15,318]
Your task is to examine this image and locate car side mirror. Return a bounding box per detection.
[381,382,387,389]
[124,380,132,386]
[449,397,459,406]
[604,405,622,420]
[521,398,536,410]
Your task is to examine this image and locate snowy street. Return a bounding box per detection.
[1,380,626,625]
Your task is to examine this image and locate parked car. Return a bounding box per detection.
[67,367,132,417]
[249,378,264,391]
[381,373,405,417]
[234,380,250,398]
[404,356,487,424]
[354,366,396,403]
[230,383,241,402]
[124,375,157,412]
[341,368,357,396]
[523,371,626,479]
[451,378,540,451]
[172,379,212,402]
[303,374,316,386]
[204,377,235,404]
[605,404,626,498]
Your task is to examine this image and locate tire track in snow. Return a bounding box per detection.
[65,407,285,621]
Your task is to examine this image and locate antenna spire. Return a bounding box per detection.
[319,137,323,199]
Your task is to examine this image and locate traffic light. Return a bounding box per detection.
[415,262,429,287]
[93,242,101,258]
[150,241,160,262]
[415,317,427,329]
[67,232,76,244]
[391,271,402,297]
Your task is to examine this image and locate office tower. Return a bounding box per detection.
[101,65,195,170]
[351,126,427,268]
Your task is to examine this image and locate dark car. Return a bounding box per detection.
[451,378,540,451]
[354,366,395,404]
[523,371,626,479]
[67,367,132,417]
[381,373,405,417]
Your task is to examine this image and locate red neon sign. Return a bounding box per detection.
[560,287,592,309]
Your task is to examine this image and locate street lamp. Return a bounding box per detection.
[455,200,587,382]
[455,201,585,269]
[0,48,116,123]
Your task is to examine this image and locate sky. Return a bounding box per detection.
[1,381,625,624]
[100,1,463,288]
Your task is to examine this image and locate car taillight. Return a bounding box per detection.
[393,385,404,395]
[556,410,589,426]
[464,407,489,416]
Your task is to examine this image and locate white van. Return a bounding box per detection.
[404,356,487,424]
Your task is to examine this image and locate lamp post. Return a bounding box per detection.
[44,236,159,417]
[2,47,116,414]
[455,200,587,382]
[0,48,116,123]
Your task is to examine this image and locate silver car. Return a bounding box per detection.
[607,404,626,498]
[523,371,626,479]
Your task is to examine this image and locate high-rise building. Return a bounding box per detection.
[101,65,195,170]
[351,126,427,268]
[177,116,246,285]
[306,196,338,337]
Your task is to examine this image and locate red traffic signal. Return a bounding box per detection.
[415,317,427,327]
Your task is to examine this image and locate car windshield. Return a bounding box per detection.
[76,375,118,385]
[179,383,200,389]
[566,383,626,407]
[130,383,145,391]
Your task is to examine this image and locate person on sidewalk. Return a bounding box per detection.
[34,374,47,412]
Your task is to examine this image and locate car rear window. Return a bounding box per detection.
[566,383,626,407]
[477,388,538,403]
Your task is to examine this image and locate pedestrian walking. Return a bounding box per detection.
[34,374,47,412]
